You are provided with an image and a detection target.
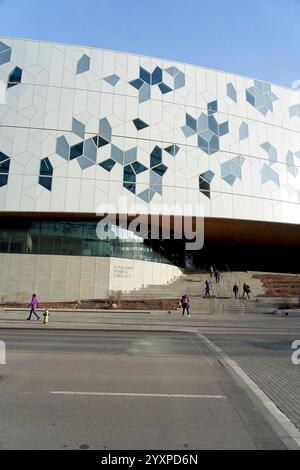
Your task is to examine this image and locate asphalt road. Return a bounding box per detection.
[0,329,285,450]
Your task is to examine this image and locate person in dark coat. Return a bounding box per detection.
[242,283,250,299]
[233,283,239,299]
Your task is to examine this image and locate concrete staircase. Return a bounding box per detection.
[124,271,266,315]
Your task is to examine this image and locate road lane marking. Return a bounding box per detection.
[51,391,226,399]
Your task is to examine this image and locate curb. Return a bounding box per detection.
[197,332,300,450]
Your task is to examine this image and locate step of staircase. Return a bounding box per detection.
[123,271,266,315]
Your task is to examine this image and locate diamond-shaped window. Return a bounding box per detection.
[150,146,162,167]
[70,142,84,160]
[158,82,172,94]
[40,157,53,176]
[133,118,149,130]
[165,144,179,156]
[152,163,167,176]
[104,74,120,86]
[76,54,90,74]
[99,159,116,172]
[7,66,22,88]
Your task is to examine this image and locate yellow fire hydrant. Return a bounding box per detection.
[43,308,49,325]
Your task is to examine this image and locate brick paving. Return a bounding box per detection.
[206,334,300,430]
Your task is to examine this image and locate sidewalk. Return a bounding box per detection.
[1,308,300,333]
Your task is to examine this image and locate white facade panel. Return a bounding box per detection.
[0,37,299,226]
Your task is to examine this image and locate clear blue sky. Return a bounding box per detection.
[1,0,299,87]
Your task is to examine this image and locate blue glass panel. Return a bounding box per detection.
[104,74,120,86]
[7,66,22,88]
[99,159,116,172]
[99,118,112,140]
[150,146,162,167]
[0,174,8,187]
[150,170,161,185]
[151,66,162,85]
[164,144,179,156]
[226,82,237,102]
[0,42,10,53]
[138,189,151,202]
[197,113,208,131]
[139,67,151,84]
[96,136,109,148]
[152,164,167,176]
[246,90,255,107]
[0,49,11,65]
[165,66,178,77]
[150,184,162,196]
[223,174,236,185]
[0,151,9,163]
[123,165,136,182]
[70,142,84,160]
[219,121,229,136]
[254,80,264,92]
[174,71,185,89]
[129,78,144,90]
[56,136,70,160]
[158,82,172,94]
[207,100,218,114]
[123,182,136,194]
[40,158,53,176]
[182,125,196,137]
[139,83,151,102]
[186,114,197,131]
[199,177,210,198]
[209,134,219,154]
[133,118,149,130]
[39,176,52,191]
[77,155,95,169]
[111,145,124,164]
[197,135,209,154]
[76,54,90,74]
[132,161,147,174]
[72,118,85,139]
[83,138,97,162]
[208,114,218,135]
[200,170,214,183]
[124,147,137,165]
[0,156,10,173]
[239,122,248,141]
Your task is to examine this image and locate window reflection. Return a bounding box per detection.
[0,220,170,264]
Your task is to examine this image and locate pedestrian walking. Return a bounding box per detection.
[242,283,251,299]
[27,294,40,320]
[233,283,239,299]
[215,270,220,284]
[180,294,190,317]
[205,280,211,298]
[209,265,214,278]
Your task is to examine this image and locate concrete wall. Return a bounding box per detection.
[0,254,182,302]
[109,258,182,293]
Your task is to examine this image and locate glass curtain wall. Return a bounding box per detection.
[0,219,172,264]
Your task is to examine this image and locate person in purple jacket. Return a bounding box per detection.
[27,294,40,320]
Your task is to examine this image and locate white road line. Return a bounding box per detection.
[51,391,226,399]
[198,332,300,450]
